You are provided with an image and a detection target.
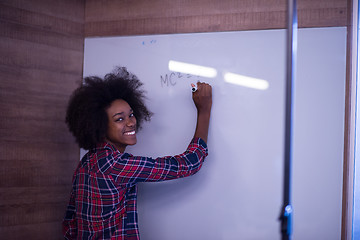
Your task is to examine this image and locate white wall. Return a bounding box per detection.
[83,27,346,240]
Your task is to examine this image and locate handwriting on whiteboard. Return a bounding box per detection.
[142,40,157,45]
[160,72,200,87]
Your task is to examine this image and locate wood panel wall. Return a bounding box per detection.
[0,0,84,239]
[85,0,347,37]
[0,0,352,239]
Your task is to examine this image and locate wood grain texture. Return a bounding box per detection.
[0,222,64,240]
[84,0,347,37]
[0,0,84,22]
[0,21,83,51]
[0,0,84,239]
[0,4,83,36]
[0,0,351,238]
[0,38,83,73]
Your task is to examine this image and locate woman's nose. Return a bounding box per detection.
[126,117,136,127]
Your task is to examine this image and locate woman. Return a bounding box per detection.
[63,67,212,239]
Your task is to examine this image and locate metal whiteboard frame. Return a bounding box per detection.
[280,0,297,239]
[353,1,360,239]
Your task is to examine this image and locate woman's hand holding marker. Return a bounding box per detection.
[192,82,212,143]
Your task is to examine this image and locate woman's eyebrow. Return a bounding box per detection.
[112,112,124,118]
[112,109,133,118]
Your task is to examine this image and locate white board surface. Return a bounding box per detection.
[83,27,346,240]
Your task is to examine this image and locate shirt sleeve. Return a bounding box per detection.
[62,176,78,239]
[108,137,208,186]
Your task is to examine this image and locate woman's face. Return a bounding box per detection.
[105,99,137,152]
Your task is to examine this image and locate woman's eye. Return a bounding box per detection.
[130,113,134,118]
[116,118,123,122]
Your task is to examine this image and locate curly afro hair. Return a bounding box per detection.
[66,66,152,150]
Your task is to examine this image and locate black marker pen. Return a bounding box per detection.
[191,83,197,92]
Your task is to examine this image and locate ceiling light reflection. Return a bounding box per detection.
[168,60,217,78]
[224,72,269,90]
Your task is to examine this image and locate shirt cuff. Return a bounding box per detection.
[191,137,208,156]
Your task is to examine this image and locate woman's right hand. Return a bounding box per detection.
[192,82,212,114]
[192,82,212,143]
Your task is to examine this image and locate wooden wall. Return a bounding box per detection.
[85,0,347,37]
[0,0,84,239]
[0,0,351,239]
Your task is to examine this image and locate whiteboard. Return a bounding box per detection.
[83,27,346,240]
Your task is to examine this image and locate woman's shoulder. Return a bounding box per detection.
[87,142,134,172]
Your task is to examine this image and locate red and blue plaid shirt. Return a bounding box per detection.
[63,137,208,239]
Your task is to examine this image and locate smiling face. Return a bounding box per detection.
[105,99,137,152]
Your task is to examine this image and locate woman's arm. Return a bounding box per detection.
[108,82,212,185]
[110,138,208,185]
[192,82,212,143]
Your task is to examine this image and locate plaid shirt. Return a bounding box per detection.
[63,137,208,239]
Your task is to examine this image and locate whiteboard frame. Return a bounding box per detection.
[351,1,360,239]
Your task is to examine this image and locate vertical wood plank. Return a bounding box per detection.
[0,0,84,239]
